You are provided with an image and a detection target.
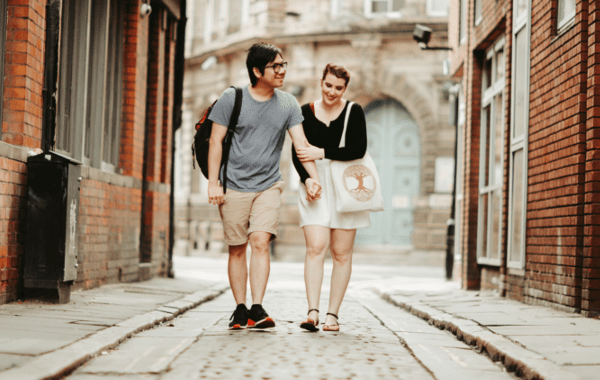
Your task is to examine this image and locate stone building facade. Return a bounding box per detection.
[0,0,185,304]
[177,0,454,262]
[449,0,600,316]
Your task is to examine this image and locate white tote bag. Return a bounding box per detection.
[330,102,384,213]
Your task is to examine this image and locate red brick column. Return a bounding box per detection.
[2,0,46,148]
[584,0,600,317]
[121,0,149,179]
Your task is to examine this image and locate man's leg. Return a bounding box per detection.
[228,242,248,305]
[245,181,283,328]
[248,232,271,304]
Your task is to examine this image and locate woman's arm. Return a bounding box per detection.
[324,104,367,161]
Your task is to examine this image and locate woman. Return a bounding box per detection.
[292,63,369,332]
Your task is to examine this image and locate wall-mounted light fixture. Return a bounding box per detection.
[140,2,152,17]
[412,24,452,51]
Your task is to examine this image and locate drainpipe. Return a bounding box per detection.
[168,0,187,278]
[446,84,461,280]
[41,0,63,151]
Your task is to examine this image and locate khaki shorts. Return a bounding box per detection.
[218,181,284,246]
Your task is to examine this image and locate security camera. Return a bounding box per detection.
[140,3,152,17]
[412,24,432,46]
[412,24,452,51]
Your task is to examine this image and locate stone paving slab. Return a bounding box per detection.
[379,289,600,380]
[0,276,228,380]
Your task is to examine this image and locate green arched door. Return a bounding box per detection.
[356,99,421,246]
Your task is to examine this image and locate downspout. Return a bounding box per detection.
[446,85,461,280]
[168,0,187,278]
[41,0,63,151]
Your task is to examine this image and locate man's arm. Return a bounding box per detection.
[207,123,228,205]
[288,124,321,200]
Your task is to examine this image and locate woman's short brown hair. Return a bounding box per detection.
[322,63,350,86]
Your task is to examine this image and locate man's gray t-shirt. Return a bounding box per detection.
[208,86,304,192]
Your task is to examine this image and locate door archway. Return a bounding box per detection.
[356,98,421,246]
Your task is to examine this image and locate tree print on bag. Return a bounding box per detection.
[342,164,376,202]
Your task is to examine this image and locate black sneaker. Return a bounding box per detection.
[248,304,275,328]
[229,303,249,330]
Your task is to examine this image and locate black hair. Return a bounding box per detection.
[246,43,283,86]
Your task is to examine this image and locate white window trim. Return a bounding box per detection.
[474,0,482,26]
[455,85,465,263]
[557,0,576,31]
[459,0,468,45]
[427,0,449,17]
[364,0,401,19]
[204,0,214,44]
[507,0,532,270]
[477,37,506,266]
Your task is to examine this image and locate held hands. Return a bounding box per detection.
[208,182,224,205]
[297,144,324,162]
[305,178,322,202]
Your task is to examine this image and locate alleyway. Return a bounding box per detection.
[63,257,514,380]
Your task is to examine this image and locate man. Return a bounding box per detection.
[208,43,321,329]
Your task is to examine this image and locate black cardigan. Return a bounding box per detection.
[292,101,367,184]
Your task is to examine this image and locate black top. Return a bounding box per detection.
[292,101,367,184]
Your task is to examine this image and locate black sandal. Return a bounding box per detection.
[322,312,339,331]
[300,308,320,332]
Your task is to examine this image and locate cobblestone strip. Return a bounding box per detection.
[380,292,583,380]
[0,286,228,380]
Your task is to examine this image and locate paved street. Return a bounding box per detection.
[64,256,515,380]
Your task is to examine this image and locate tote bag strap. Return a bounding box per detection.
[338,101,354,149]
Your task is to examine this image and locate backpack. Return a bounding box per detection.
[192,86,243,194]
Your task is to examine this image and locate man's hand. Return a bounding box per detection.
[208,182,224,205]
[297,144,324,162]
[305,178,322,202]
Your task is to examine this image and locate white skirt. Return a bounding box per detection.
[298,158,371,229]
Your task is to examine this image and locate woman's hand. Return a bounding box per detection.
[297,144,324,162]
[305,178,322,202]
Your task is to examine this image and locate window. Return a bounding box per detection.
[557,0,575,30]
[427,0,448,17]
[55,0,124,170]
[477,38,505,265]
[459,0,468,44]
[0,0,7,137]
[474,0,482,25]
[365,0,402,18]
[508,0,531,269]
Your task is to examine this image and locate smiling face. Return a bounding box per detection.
[321,73,347,107]
[254,54,286,88]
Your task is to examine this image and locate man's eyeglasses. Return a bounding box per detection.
[264,62,288,74]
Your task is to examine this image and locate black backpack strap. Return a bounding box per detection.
[221,86,243,193]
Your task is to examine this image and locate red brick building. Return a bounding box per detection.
[449,0,600,316]
[0,0,186,304]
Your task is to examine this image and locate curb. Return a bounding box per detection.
[380,292,583,380]
[0,285,229,380]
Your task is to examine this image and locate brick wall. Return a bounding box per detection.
[0,0,180,304]
[2,0,45,148]
[453,0,600,316]
[0,153,26,303]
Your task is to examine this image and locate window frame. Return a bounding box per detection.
[474,0,482,26]
[454,85,465,268]
[427,0,448,17]
[557,0,576,31]
[55,0,124,171]
[364,0,402,18]
[0,0,7,137]
[459,0,468,45]
[477,37,506,266]
[507,0,532,270]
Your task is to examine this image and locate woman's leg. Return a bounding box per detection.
[326,228,357,326]
[303,225,330,322]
